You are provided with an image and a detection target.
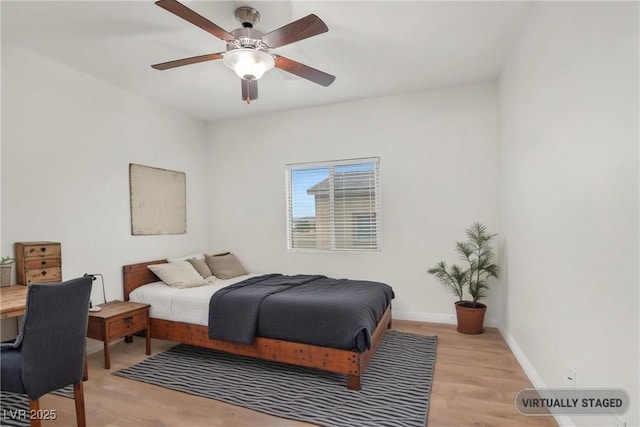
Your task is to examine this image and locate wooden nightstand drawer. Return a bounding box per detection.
[25,267,62,284]
[107,310,148,340]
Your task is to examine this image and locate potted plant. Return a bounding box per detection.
[1,256,15,287]
[428,222,499,334]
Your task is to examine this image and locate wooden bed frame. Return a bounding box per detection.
[123,259,393,390]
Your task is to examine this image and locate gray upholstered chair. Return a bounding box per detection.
[0,276,92,427]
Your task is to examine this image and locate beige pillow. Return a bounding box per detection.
[148,261,206,288]
[187,258,213,279]
[205,253,248,280]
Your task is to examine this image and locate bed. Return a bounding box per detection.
[123,259,394,390]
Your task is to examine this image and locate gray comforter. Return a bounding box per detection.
[208,274,394,352]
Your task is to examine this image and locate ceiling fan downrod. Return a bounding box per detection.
[234,6,260,28]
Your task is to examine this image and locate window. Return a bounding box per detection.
[354,213,377,242]
[286,158,380,251]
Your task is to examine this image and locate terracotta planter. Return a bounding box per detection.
[0,265,12,287]
[455,301,486,334]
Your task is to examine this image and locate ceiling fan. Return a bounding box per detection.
[152,0,336,103]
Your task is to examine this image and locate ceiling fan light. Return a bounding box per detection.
[223,49,275,80]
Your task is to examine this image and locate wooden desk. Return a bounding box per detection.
[0,285,28,319]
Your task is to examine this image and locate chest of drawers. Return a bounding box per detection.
[15,241,62,285]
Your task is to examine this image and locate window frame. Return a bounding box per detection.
[285,157,381,252]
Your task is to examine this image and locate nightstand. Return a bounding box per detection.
[87,300,151,369]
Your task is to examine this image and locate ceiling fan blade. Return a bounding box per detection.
[151,53,224,70]
[273,55,335,87]
[261,14,328,48]
[155,0,235,43]
[241,79,258,103]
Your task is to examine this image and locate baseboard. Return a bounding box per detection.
[393,310,500,328]
[86,339,104,355]
[86,337,124,355]
[393,310,457,324]
[498,326,575,427]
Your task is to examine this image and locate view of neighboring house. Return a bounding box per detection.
[290,168,379,251]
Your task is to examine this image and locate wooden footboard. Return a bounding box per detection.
[149,305,391,390]
[123,260,392,390]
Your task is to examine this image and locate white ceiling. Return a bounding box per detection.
[1,1,533,122]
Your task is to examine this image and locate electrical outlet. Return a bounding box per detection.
[566,365,576,387]
[614,416,626,427]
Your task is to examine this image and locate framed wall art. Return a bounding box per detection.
[129,163,186,235]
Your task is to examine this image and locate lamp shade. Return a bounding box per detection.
[223,49,275,80]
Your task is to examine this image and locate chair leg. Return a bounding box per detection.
[73,380,86,427]
[28,398,41,427]
[83,353,89,381]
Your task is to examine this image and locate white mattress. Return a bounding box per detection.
[129,274,257,326]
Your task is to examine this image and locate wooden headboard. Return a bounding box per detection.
[123,259,166,300]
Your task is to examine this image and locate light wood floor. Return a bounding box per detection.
[39,320,558,427]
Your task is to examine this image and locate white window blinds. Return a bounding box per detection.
[286,158,380,251]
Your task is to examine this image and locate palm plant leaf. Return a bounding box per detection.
[430,222,499,305]
[427,261,467,301]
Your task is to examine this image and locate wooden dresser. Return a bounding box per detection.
[15,241,62,285]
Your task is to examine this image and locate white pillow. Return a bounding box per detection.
[148,261,206,288]
[167,253,204,263]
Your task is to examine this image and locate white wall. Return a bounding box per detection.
[1,42,210,339]
[498,2,639,426]
[206,83,501,326]
[0,6,6,339]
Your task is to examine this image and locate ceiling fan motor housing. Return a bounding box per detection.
[227,28,266,50]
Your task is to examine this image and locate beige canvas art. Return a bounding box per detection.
[129,163,186,235]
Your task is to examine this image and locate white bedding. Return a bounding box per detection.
[129,274,257,326]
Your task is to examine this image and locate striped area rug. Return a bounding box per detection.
[114,330,437,427]
[0,387,73,427]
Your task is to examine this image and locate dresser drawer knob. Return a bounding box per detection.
[40,247,46,252]
[41,261,46,265]
[41,271,47,276]
[124,316,133,322]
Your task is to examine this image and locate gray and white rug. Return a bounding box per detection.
[0,387,73,427]
[114,330,437,427]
